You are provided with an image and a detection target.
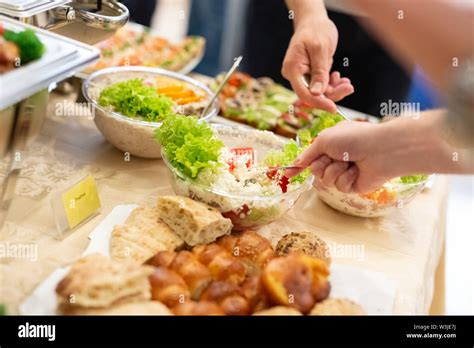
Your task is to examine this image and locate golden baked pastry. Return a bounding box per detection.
[156,196,232,246]
[253,306,302,316]
[56,253,153,310]
[149,267,190,308]
[261,253,330,314]
[110,206,184,264]
[217,230,276,269]
[310,298,366,315]
[275,232,331,266]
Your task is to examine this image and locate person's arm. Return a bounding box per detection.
[282,0,354,113]
[287,110,474,193]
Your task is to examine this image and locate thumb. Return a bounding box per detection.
[308,55,331,95]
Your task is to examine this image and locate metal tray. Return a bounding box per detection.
[0,15,100,109]
[0,0,69,17]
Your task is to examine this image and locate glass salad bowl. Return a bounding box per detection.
[315,175,433,218]
[161,125,314,230]
[82,66,219,159]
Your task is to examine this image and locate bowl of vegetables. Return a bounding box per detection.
[156,114,313,230]
[82,66,218,158]
[297,113,432,218]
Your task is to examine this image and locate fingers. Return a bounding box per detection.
[325,82,354,102]
[329,71,341,85]
[320,161,350,186]
[286,136,327,178]
[309,155,333,179]
[334,165,359,193]
[325,72,354,101]
[306,43,331,95]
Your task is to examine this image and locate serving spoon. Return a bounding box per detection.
[200,56,243,118]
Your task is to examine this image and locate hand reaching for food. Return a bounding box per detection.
[282,1,354,113]
[286,110,473,194]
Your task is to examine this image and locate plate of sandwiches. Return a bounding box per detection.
[78,23,206,78]
[209,72,352,139]
[21,196,395,316]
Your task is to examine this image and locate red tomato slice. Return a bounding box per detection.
[227,148,256,172]
[279,175,289,193]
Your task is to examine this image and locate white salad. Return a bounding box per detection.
[155,114,312,230]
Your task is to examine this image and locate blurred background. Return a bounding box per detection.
[121,0,472,314]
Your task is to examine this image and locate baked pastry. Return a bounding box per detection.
[110,206,184,264]
[310,298,367,315]
[192,244,246,284]
[276,232,331,266]
[261,254,330,314]
[63,301,173,315]
[217,230,276,269]
[56,253,153,310]
[200,281,250,315]
[149,267,190,308]
[156,196,232,246]
[253,306,302,316]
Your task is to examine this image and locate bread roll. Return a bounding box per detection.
[156,196,232,246]
[276,232,331,266]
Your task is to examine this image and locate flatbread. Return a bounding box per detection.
[110,206,184,264]
[56,253,153,310]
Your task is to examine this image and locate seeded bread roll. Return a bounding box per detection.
[56,253,153,310]
[156,196,232,246]
[310,298,366,315]
[276,232,331,266]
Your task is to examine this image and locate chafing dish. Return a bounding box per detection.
[0,15,100,229]
[0,0,129,45]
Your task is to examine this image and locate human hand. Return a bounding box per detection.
[282,18,354,113]
[286,121,401,194]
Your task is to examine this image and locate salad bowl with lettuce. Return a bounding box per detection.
[155,114,313,230]
[83,66,218,158]
[297,113,432,218]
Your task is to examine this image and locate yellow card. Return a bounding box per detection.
[61,175,101,229]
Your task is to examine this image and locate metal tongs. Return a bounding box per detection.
[200,56,243,118]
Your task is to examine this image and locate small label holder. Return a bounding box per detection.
[51,175,101,239]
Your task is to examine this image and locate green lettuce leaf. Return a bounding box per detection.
[398,174,429,184]
[155,114,224,179]
[98,79,174,122]
[264,140,311,184]
[307,111,345,137]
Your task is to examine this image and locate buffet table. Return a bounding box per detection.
[0,94,447,314]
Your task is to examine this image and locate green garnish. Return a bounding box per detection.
[0,304,6,315]
[155,114,224,179]
[264,140,311,184]
[4,29,44,65]
[98,79,174,122]
[102,49,114,57]
[398,175,428,184]
[307,111,345,137]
